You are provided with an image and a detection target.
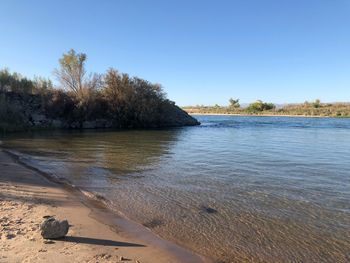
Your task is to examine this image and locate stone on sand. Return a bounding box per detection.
[40,217,69,239]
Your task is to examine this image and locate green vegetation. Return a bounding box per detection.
[0,49,197,133]
[277,101,350,117]
[246,100,275,112]
[228,98,240,109]
[183,98,350,117]
[0,68,53,94]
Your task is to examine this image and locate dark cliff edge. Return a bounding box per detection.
[0,91,200,133]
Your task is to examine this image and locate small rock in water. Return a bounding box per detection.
[200,205,218,214]
[40,217,69,239]
[143,218,164,228]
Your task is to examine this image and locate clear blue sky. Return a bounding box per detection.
[1,0,349,106]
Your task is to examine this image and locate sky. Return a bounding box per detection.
[0,0,349,106]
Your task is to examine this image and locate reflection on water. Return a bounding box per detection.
[3,116,350,263]
[3,129,180,185]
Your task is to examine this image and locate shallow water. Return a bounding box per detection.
[2,116,350,262]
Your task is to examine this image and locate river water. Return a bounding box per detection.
[2,116,350,262]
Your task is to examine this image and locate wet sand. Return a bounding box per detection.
[0,150,209,263]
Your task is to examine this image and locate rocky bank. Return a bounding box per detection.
[0,91,199,131]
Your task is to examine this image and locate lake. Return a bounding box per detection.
[2,115,350,262]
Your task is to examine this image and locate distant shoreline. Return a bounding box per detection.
[187,112,334,118]
[182,102,350,118]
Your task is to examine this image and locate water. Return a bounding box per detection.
[2,116,350,262]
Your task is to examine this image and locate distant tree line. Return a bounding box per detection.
[183,98,350,117]
[0,69,53,94]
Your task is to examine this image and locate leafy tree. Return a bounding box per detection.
[103,69,131,122]
[0,68,11,92]
[313,99,321,108]
[54,49,86,95]
[54,48,103,124]
[229,98,240,108]
[102,68,167,127]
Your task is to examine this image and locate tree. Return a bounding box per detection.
[54,49,103,103]
[229,98,240,108]
[102,68,168,126]
[54,49,87,96]
[313,99,321,108]
[247,100,275,112]
[33,76,53,92]
[103,69,132,109]
[0,68,34,93]
[0,68,11,92]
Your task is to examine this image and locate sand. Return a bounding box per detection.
[0,150,208,263]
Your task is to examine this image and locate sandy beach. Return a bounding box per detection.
[0,150,208,263]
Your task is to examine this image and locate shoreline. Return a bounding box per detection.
[187,112,335,118]
[0,149,210,263]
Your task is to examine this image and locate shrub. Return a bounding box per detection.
[247,100,275,112]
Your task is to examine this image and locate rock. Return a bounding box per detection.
[31,114,47,125]
[40,217,69,239]
[5,233,15,239]
[82,121,96,129]
[200,205,218,214]
[95,119,113,128]
[51,120,63,128]
[70,121,80,129]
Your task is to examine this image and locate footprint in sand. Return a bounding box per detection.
[4,233,16,239]
[84,253,128,263]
